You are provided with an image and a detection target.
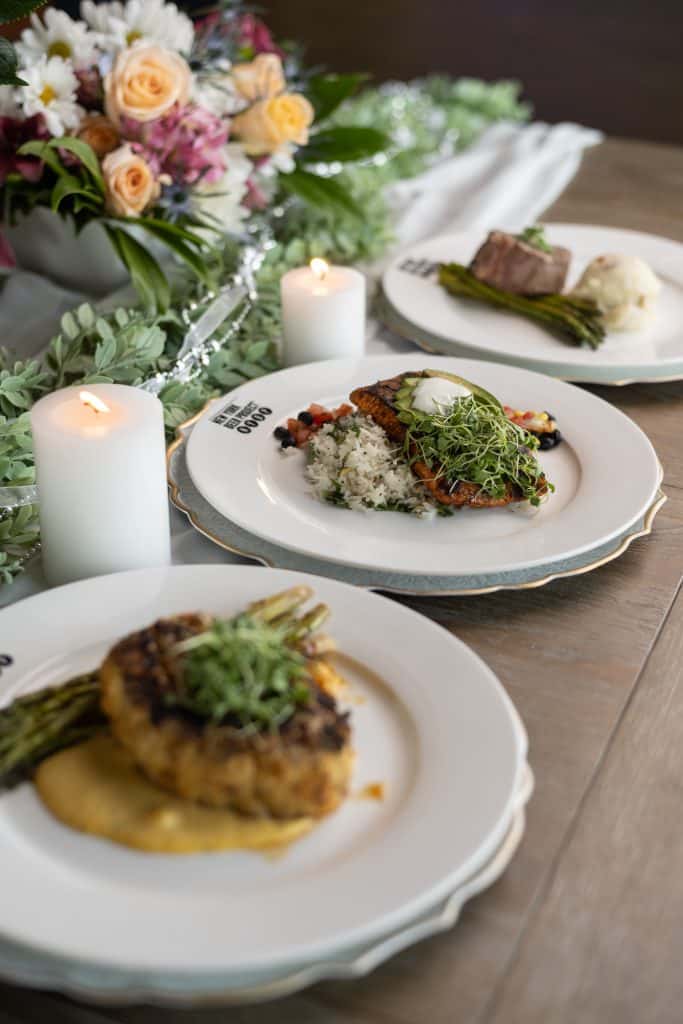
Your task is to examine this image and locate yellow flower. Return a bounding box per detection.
[231,54,285,103]
[77,114,120,159]
[102,144,160,217]
[104,43,191,126]
[231,93,314,156]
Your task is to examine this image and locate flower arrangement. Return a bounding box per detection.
[0,0,389,309]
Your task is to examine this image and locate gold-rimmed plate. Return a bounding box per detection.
[168,397,666,598]
[178,355,664,587]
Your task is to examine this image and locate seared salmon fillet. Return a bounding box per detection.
[350,372,546,507]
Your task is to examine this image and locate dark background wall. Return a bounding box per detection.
[260,0,683,146]
[12,0,683,145]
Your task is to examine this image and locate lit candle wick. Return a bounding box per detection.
[310,257,329,282]
[80,391,110,415]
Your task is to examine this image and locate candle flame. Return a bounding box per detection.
[80,391,110,414]
[310,257,329,281]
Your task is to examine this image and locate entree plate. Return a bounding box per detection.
[381,225,683,385]
[0,565,525,977]
[169,417,665,596]
[185,355,661,578]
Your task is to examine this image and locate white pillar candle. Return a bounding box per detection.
[280,258,366,367]
[30,384,171,587]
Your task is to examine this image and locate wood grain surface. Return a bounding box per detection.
[2,137,683,1023]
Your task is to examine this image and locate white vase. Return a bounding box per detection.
[4,208,131,297]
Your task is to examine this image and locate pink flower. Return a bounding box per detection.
[238,14,284,57]
[121,104,229,186]
[75,67,103,111]
[194,11,221,36]
[243,176,268,211]
[0,114,50,186]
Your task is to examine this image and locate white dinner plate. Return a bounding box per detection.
[0,565,525,977]
[185,355,661,578]
[0,778,533,1005]
[382,224,683,385]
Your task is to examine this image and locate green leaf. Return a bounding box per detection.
[135,217,207,248]
[245,341,270,361]
[76,304,95,329]
[0,38,26,88]
[50,174,101,214]
[131,218,212,285]
[212,368,244,389]
[307,73,369,123]
[298,126,389,164]
[94,335,116,370]
[95,319,114,343]
[104,226,170,314]
[60,312,78,340]
[48,138,105,194]
[17,141,68,178]
[0,0,47,24]
[279,168,362,220]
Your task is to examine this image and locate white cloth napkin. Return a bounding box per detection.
[0,119,602,607]
[384,120,603,251]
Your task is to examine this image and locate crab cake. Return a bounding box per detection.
[100,616,353,820]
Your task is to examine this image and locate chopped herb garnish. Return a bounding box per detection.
[517,224,552,253]
[170,616,311,730]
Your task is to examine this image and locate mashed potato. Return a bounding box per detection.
[571,253,661,331]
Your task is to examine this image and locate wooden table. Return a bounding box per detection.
[3,137,683,1024]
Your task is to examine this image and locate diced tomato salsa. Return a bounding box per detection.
[280,402,354,448]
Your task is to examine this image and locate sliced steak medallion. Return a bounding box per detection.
[470,230,571,296]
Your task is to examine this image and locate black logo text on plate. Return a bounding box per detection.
[211,401,273,435]
[398,258,438,278]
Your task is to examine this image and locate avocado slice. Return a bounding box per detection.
[394,369,502,426]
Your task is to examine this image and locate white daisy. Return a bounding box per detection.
[192,144,252,238]
[82,0,194,55]
[16,9,99,70]
[20,57,84,137]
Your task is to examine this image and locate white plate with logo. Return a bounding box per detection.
[185,355,661,578]
[0,565,526,985]
[382,224,683,385]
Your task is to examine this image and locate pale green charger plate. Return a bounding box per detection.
[168,410,666,597]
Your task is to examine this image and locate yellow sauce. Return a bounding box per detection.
[357,781,385,801]
[34,735,313,855]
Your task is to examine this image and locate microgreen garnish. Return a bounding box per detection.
[517,224,552,253]
[398,391,550,506]
[171,616,311,731]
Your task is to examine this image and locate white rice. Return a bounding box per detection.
[305,414,433,516]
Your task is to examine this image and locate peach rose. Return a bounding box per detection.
[231,93,314,156]
[77,115,120,159]
[102,145,160,217]
[231,54,285,103]
[105,44,191,126]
